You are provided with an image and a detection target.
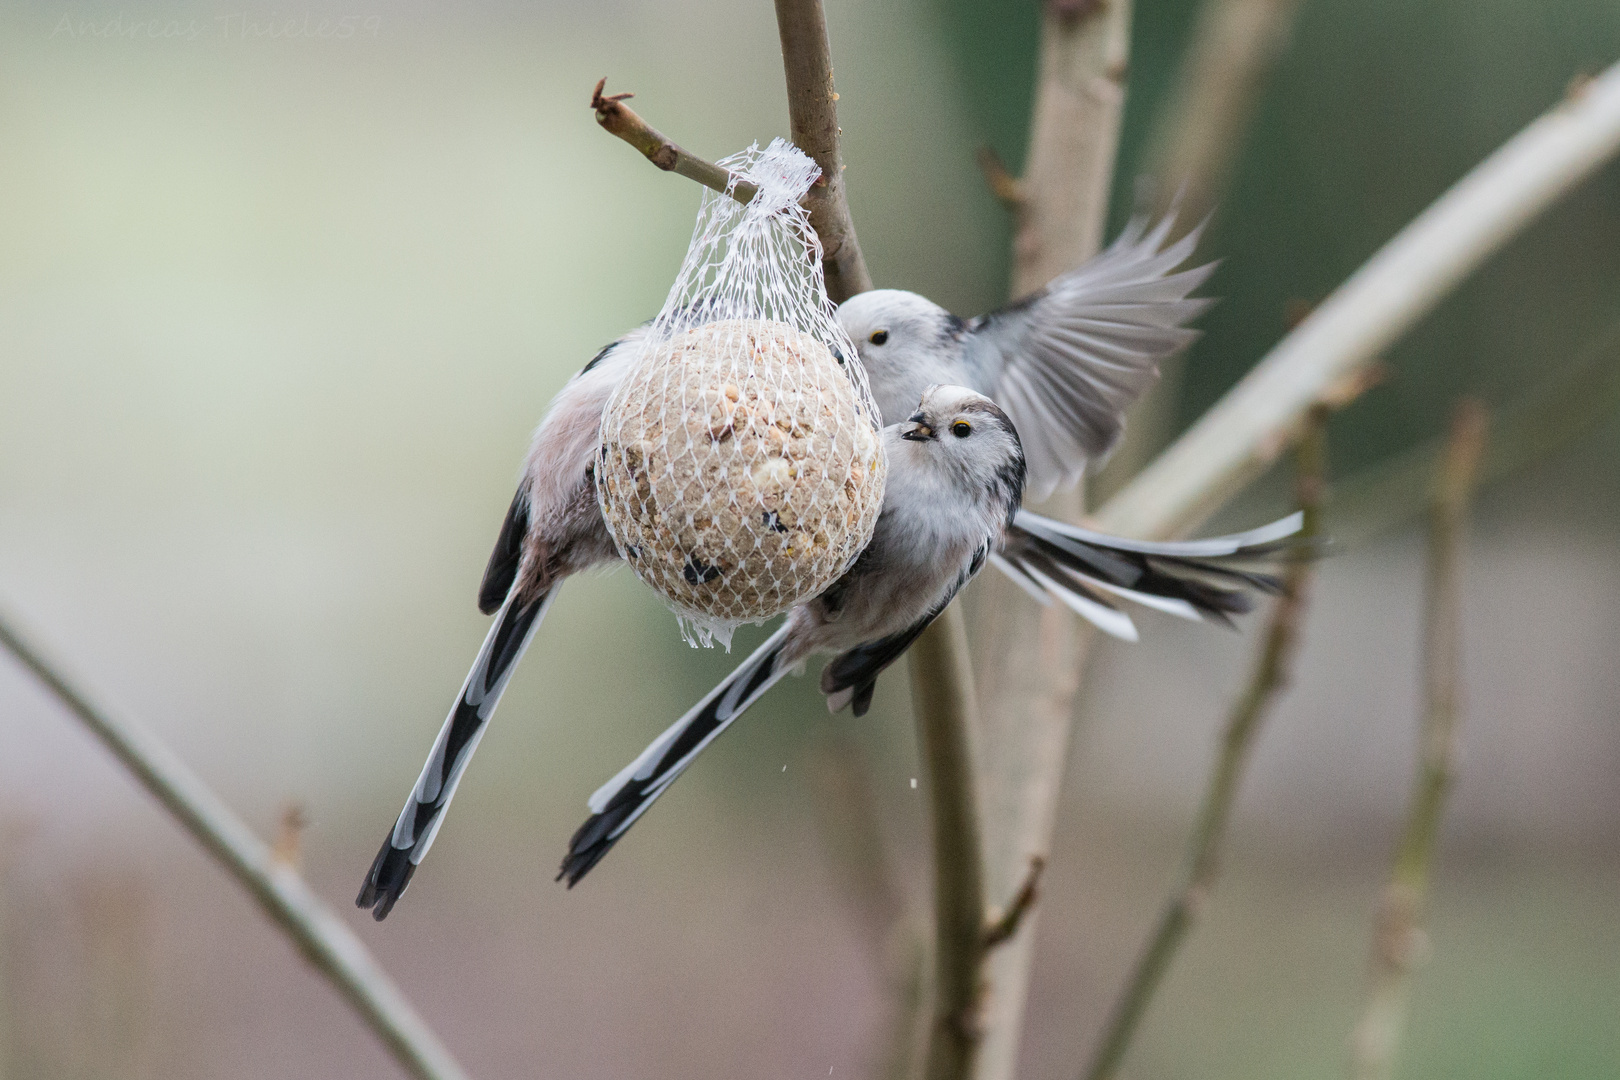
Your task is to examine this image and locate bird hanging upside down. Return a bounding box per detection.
[357,215,1295,919]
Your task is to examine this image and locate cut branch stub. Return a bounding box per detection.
[591,79,759,204]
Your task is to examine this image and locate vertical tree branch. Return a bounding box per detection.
[768,10,985,1080]
[1349,400,1487,1080]
[1089,0,1304,503]
[0,613,471,1080]
[1010,0,1134,298]
[909,605,989,1080]
[1082,404,1328,1080]
[971,5,1134,1080]
[774,0,872,302]
[1140,0,1302,225]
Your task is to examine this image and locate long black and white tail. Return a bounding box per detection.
[558,624,802,887]
[994,510,1304,641]
[356,588,557,920]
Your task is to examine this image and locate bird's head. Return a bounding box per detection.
[836,289,964,381]
[896,385,1026,519]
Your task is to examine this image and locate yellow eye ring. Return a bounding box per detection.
[869,330,889,345]
[950,421,972,438]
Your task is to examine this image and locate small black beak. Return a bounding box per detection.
[900,414,935,442]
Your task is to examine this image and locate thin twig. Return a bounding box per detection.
[981,857,1045,950]
[1098,59,1620,541]
[590,79,758,204]
[271,802,308,871]
[908,608,988,1080]
[1082,403,1329,1080]
[975,148,1026,211]
[0,612,470,1080]
[774,0,872,302]
[1349,400,1487,1080]
[1329,317,1620,547]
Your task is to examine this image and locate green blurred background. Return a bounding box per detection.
[1,1,1617,1078]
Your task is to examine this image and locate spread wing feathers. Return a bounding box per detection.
[996,510,1304,637]
[478,488,529,615]
[963,213,1215,500]
[357,587,556,920]
[559,624,803,887]
[820,543,987,716]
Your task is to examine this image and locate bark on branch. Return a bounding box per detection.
[591,79,759,204]
[909,606,988,1080]
[1349,400,1487,1080]
[774,0,872,301]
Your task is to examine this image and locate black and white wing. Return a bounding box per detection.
[819,542,989,716]
[961,215,1215,500]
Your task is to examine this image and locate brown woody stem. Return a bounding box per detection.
[774,0,872,302]
[590,79,758,204]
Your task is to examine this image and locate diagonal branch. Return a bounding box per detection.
[591,79,759,204]
[0,611,470,1080]
[1097,60,1620,541]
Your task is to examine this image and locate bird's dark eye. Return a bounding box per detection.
[869,330,889,346]
[951,421,972,438]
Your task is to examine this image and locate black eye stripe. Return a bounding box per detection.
[869,330,889,345]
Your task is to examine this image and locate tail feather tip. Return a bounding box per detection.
[357,841,416,921]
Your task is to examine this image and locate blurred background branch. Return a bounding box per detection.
[0,613,471,1080]
[1349,399,1487,1080]
[1083,400,1330,1080]
[970,5,1135,1080]
[1090,0,1305,502]
[1328,317,1620,546]
[911,612,988,1080]
[1139,0,1304,227]
[1098,58,1620,541]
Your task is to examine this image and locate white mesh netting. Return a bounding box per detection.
[596,139,887,647]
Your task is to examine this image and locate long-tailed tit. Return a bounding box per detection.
[837,215,1212,500]
[558,385,1298,886]
[355,331,641,918]
[358,216,1215,918]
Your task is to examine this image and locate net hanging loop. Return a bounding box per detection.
[596,139,887,648]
